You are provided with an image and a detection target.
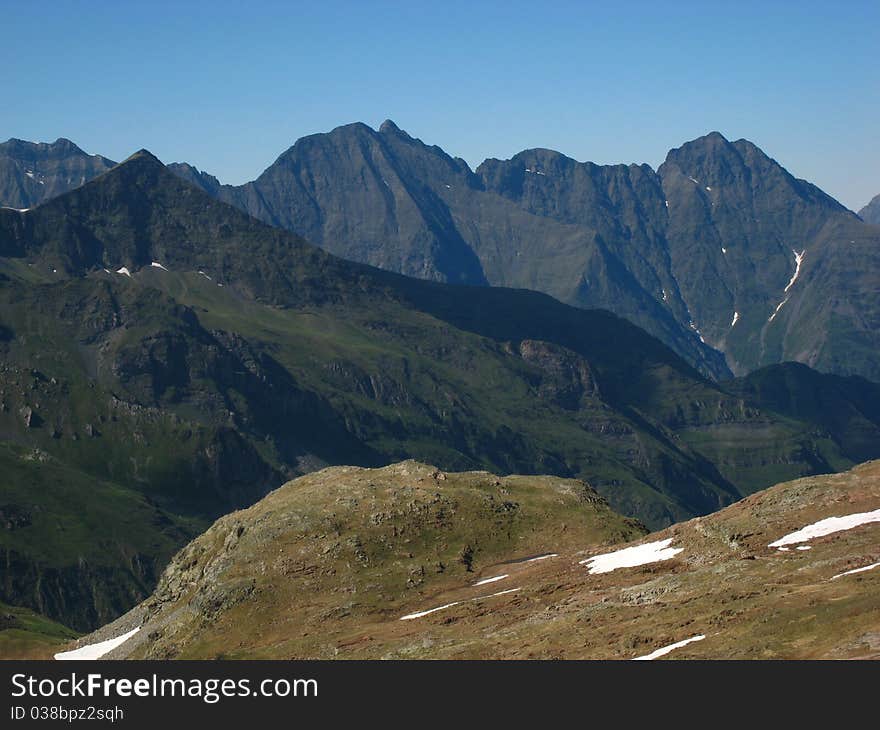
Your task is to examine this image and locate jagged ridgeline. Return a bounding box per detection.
[4,128,879,382]
[167,123,880,383]
[2,149,880,632]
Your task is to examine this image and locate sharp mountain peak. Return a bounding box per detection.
[121,148,165,166]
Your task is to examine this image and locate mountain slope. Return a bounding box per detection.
[0,600,78,660]
[658,134,877,380]
[166,123,880,381]
[0,138,115,210]
[61,459,880,660]
[2,150,878,631]
[859,193,880,224]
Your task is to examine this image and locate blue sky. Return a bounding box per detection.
[3,0,878,209]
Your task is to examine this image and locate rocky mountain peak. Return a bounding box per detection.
[122,148,164,166]
[378,118,404,135]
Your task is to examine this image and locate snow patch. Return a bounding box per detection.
[730,311,740,327]
[768,509,880,548]
[661,289,668,302]
[473,574,508,586]
[705,186,712,191]
[831,562,880,580]
[198,271,212,281]
[150,261,168,271]
[55,627,140,661]
[115,267,132,278]
[796,545,812,551]
[689,321,706,343]
[721,247,727,254]
[580,538,683,574]
[633,634,705,661]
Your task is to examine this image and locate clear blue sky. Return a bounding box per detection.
[3,0,878,209]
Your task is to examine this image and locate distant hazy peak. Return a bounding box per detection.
[859,193,880,224]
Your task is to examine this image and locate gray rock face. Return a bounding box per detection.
[0,138,115,210]
[167,124,880,382]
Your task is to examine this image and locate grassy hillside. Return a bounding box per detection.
[68,460,880,660]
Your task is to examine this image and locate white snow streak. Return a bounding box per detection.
[115,267,132,277]
[400,586,521,620]
[150,261,168,271]
[580,538,682,574]
[198,271,212,281]
[400,602,460,621]
[768,250,806,322]
[473,574,508,586]
[633,635,705,661]
[523,553,558,563]
[784,249,806,293]
[796,545,812,551]
[831,562,880,580]
[731,311,740,327]
[661,289,668,302]
[768,297,788,322]
[768,509,880,548]
[475,587,521,600]
[55,628,140,660]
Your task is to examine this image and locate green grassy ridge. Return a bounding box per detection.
[124,462,648,659]
[0,600,78,659]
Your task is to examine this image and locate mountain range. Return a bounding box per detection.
[3,148,880,635]
[3,127,879,383]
